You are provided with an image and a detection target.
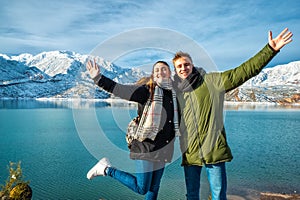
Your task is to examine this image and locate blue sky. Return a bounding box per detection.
[0,0,299,71]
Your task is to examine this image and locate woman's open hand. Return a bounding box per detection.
[86,58,100,79]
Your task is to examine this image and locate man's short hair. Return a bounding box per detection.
[172,51,193,66]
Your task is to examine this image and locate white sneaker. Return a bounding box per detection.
[87,157,112,180]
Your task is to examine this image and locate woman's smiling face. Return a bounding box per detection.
[153,63,171,83]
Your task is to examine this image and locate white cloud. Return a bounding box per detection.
[0,0,299,70]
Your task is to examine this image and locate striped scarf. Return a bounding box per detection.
[135,78,180,142]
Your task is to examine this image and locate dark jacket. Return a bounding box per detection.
[93,74,176,162]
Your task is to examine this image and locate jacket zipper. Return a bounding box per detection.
[188,93,205,163]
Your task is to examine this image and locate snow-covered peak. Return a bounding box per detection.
[242,61,300,87]
[0,51,147,99]
[11,53,34,63]
[11,51,83,77]
[0,53,12,60]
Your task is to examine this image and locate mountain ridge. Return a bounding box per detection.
[0,51,299,105]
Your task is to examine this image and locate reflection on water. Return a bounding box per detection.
[224,102,300,111]
[0,98,138,109]
[1,98,299,110]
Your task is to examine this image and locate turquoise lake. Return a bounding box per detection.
[0,99,299,199]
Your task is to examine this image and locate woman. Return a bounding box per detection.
[86,60,180,200]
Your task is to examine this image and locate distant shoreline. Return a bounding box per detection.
[1,97,299,104]
[0,97,299,110]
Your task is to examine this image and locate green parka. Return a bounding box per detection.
[174,44,278,166]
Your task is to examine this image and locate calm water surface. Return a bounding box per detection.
[0,99,299,199]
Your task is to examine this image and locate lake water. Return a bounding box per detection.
[0,99,299,200]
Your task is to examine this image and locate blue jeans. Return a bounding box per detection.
[106,160,165,200]
[184,162,227,200]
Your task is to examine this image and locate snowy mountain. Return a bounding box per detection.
[242,61,300,87]
[225,61,300,104]
[0,51,146,99]
[0,51,299,104]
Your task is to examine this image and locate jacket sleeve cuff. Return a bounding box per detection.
[92,73,102,84]
[267,43,280,54]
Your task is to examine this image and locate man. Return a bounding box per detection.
[172,28,293,200]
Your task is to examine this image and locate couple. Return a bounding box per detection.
[86,28,293,200]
